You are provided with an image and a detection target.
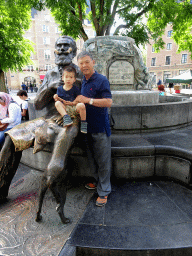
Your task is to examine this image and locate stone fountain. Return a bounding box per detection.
[83,35,157,105]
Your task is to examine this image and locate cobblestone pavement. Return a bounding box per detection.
[0,163,93,256]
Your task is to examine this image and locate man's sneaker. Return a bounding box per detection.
[63,115,73,127]
[81,121,87,133]
[96,196,108,207]
[85,182,97,190]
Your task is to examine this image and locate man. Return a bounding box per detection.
[75,51,113,207]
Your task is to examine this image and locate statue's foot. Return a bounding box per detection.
[56,205,70,224]
[35,213,42,222]
[0,191,8,201]
[62,217,70,224]
[0,197,8,204]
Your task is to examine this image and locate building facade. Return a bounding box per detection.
[146,24,192,87]
[6,8,94,90]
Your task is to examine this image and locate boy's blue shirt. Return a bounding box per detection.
[56,85,80,102]
[81,71,112,136]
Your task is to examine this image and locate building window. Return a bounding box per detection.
[44,49,51,59]
[45,64,52,70]
[167,30,173,37]
[43,25,49,32]
[181,54,187,63]
[24,36,31,41]
[152,46,155,52]
[27,65,34,71]
[55,26,61,33]
[85,29,91,36]
[83,19,91,25]
[150,72,156,83]
[43,37,50,45]
[179,70,187,75]
[163,71,171,82]
[165,56,171,65]
[151,58,156,66]
[44,14,50,21]
[167,43,172,50]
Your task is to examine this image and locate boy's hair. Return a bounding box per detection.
[77,51,93,61]
[17,90,28,97]
[63,66,77,77]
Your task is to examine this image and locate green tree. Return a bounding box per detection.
[147,0,192,54]
[0,0,36,92]
[45,0,156,45]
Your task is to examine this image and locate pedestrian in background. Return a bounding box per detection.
[21,82,27,91]
[157,79,162,86]
[158,84,166,96]
[168,82,174,94]
[17,90,29,121]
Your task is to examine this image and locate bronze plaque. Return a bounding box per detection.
[109,61,134,85]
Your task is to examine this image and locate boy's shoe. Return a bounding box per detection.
[63,115,73,127]
[81,121,87,133]
[96,196,108,207]
[85,182,97,190]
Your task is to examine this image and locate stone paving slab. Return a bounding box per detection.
[0,164,93,256]
[70,180,192,255]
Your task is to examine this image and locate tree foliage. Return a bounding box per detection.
[147,0,192,54]
[45,0,156,46]
[0,0,35,73]
[1,0,191,89]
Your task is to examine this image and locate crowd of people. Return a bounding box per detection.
[154,79,175,95]
[21,82,38,93]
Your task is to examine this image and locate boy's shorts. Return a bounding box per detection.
[66,105,79,119]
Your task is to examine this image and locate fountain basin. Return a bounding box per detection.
[111,100,192,133]
[22,95,192,184]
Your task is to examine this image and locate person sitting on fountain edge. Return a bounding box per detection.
[17,90,29,121]
[53,66,88,133]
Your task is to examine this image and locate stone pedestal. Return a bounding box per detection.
[83,36,153,90]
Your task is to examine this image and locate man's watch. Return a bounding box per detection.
[89,98,94,105]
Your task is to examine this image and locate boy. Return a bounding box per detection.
[17,90,29,121]
[53,66,87,133]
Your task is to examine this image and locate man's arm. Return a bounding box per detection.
[21,109,27,117]
[74,95,112,108]
[1,104,18,124]
[21,101,28,117]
